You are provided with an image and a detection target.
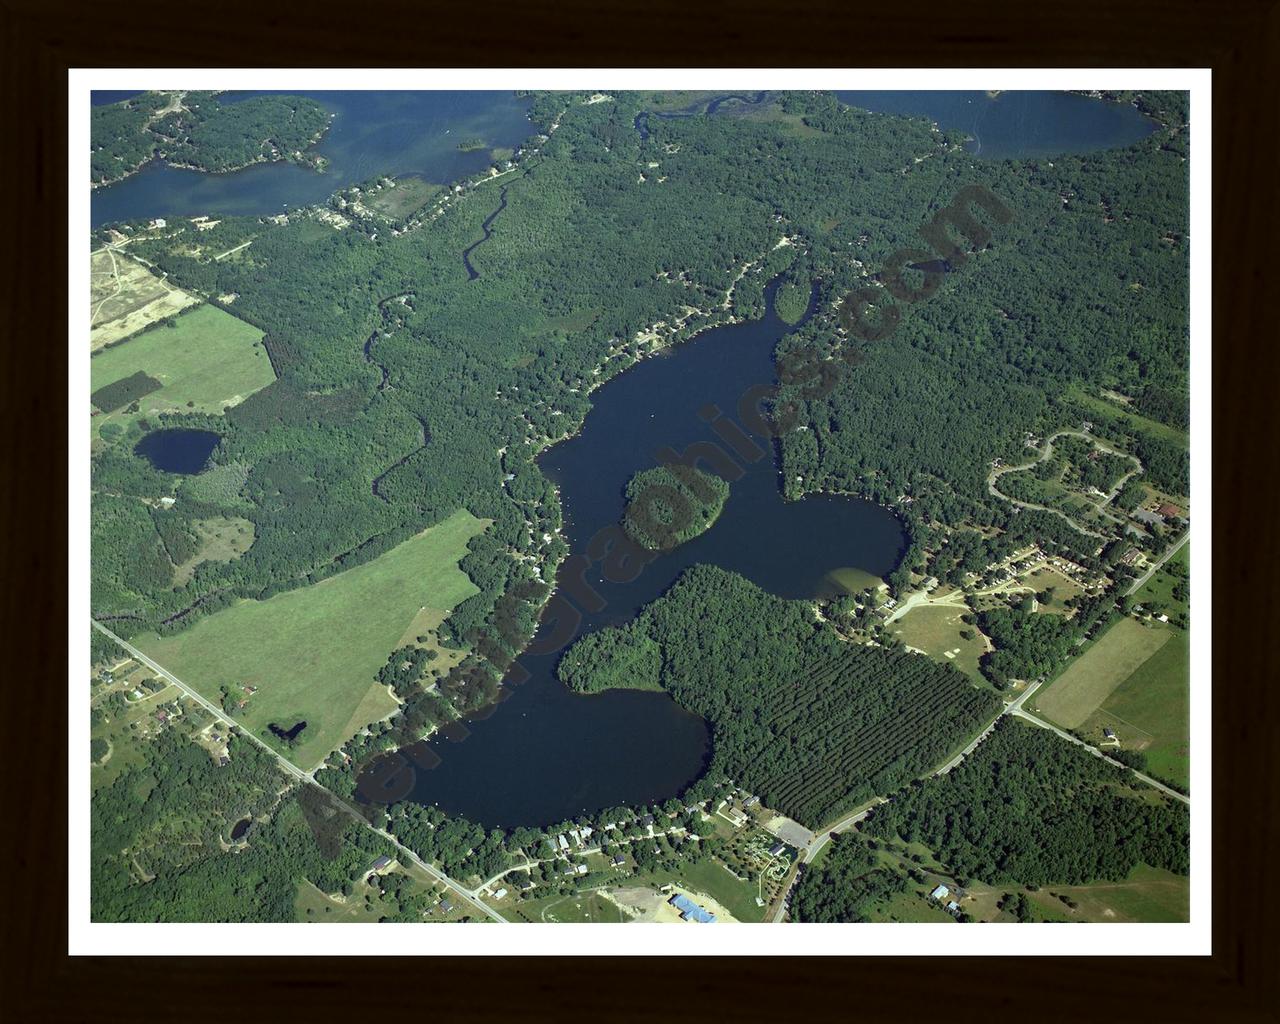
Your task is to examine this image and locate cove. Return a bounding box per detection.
[134,428,221,474]
[386,276,907,827]
[91,91,533,229]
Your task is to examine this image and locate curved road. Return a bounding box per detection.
[987,430,1143,539]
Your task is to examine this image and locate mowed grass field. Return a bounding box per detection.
[91,305,274,434]
[1033,617,1171,729]
[1085,631,1190,789]
[1024,864,1189,923]
[137,509,488,769]
[890,602,988,680]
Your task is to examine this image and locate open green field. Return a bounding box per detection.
[630,857,770,923]
[1024,864,1189,923]
[1066,384,1189,449]
[172,516,254,586]
[1133,542,1191,621]
[890,603,987,679]
[518,891,627,923]
[366,175,440,220]
[1033,617,1171,729]
[137,509,487,768]
[91,304,274,436]
[1083,630,1190,789]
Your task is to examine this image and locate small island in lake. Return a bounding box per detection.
[622,465,730,551]
[456,136,488,152]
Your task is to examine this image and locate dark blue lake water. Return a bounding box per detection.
[378,279,907,827]
[835,90,1156,160]
[133,428,221,474]
[91,91,533,228]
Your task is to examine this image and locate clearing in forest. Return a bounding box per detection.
[136,509,488,769]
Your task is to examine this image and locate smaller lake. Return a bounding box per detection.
[269,720,308,743]
[834,90,1157,160]
[134,429,221,474]
[230,817,251,841]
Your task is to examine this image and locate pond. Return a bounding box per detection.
[133,428,221,474]
[230,817,251,841]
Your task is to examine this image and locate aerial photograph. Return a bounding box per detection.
[85,84,1194,931]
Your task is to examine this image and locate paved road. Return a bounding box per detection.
[934,678,1044,776]
[91,620,506,923]
[986,430,1143,539]
[1010,707,1190,805]
[1126,530,1190,597]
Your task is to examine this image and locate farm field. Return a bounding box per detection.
[90,248,199,350]
[889,603,988,679]
[1024,864,1189,923]
[1083,631,1190,789]
[90,304,274,435]
[136,509,488,769]
[1032,617,1171,729]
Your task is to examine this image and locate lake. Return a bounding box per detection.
[377,277,907,827]
[99,88,1158,828]
[91,91,533,229]
[134,428,221,474]
[834,90,1156,160]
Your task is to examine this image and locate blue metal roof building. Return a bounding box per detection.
[670,893,716,923]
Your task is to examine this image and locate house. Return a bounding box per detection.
[930,885,950,901]
[576,864,588,875]
[492,888,508,900]
[723,806,749,828]
[946,901,960,914]
[562,863,577,876]
[557,834,569,851]
[640,814,655,827]
[516,876,535,891]
[1157,614,1170,623]
[612,854,626,866]
[669,893,716,923]
[439,899,453,913]
[1103,728,1117,741]
[149,218,167,229]
[1156,502,1182,518]
[370,855,392,872]
[768,841,787,858]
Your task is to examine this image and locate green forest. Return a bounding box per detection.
[91,90,1188,714]
[91,91,330,184]
[558,565,1000,825]
[790,836,907,922]
[863,718,1190,886]
[622,465,729,550]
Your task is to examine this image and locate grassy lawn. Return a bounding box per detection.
[521,891,627,923]
[1024,864,1189,923]
[172,516,254,586]
[136,509,487,769]
[1033,617,1171,729]
[627,857,768,923]
[91,304,275,436]
[889,603,987,679]
[1066,384,1189,449]
[90,673,181,789]
[1133,542,1191,621]
[1025,566,1085,614]
[366,175,440,220]
[866,888,955,923]
[1085,630,1190,788]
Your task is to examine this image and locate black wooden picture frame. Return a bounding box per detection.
[4,0,1275,1018]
